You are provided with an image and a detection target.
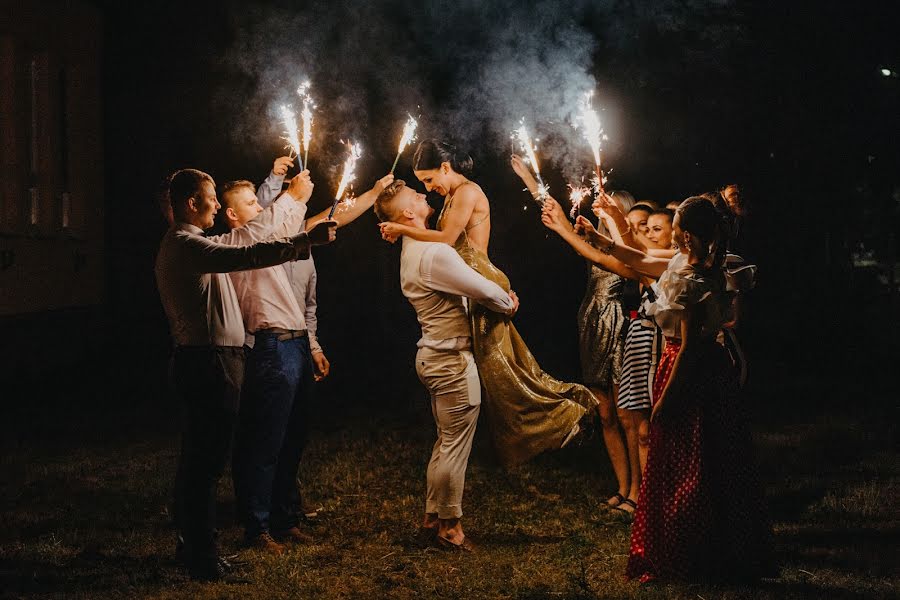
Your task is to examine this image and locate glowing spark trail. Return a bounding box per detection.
[390,114,418,174]
[574,91,608,193]
[568,184,591,220]
[280,105,302,168]
[328,141,363,218]
[513,119,547,204]
[297,81,315,170]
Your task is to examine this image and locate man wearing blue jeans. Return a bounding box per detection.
[155,168,336,580]
[222,165,392,552]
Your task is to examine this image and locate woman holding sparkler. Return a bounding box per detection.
[574,196,772,583]
[511,155,642,513]
[379,139,596,468]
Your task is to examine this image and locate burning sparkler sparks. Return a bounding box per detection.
[390,114,418,174]
[512,119,547,204]
[568,184,591,220]
[573,91,608,193]
[297,81,315,170]
[328,141,363,218]
[280,105,302,168]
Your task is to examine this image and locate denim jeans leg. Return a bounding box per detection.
[234,334,301,538]
[271,337,314,530]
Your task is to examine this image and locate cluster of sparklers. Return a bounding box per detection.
[278,79,607,222]
[280,81,421,216]
[513,90,609,219]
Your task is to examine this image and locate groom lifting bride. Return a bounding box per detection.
[376,144,597,548]
[375,180,518,550]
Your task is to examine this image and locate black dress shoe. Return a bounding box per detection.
[188,558,252,584]
[188,557,227,582]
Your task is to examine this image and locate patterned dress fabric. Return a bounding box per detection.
[577,265,627,390]
[616,313,660,411]
[436,195,598,468]
[626,259,772,583]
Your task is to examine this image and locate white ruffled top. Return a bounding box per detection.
[645,253,731,340]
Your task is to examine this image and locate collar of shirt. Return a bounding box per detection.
[174,222,204,235]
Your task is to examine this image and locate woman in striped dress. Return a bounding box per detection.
[616,208,675,503]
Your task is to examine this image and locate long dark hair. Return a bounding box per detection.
[677,196,730,270]
[412,139,474,176]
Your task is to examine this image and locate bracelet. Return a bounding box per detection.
[600,239,616,254]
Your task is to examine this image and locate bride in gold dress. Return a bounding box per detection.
[379,140,597,468]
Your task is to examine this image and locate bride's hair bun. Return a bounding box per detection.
[413,139,474,176]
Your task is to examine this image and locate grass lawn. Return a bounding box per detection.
[1,372,897,599]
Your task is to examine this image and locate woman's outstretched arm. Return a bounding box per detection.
[574,215,671,279]
[541,198,641,280]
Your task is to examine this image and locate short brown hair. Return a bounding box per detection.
[167,168,214,217]
[218,180,256,208]
[374,179,407,222]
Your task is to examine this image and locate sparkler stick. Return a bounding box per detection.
[328,141,363,219]
[574,91,607,194]
[297,82,315,170]
[513,119,548,203]
[390,114,418,174]
[280,105,303,169]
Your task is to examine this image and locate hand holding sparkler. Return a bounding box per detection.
[512,121,547,203]
[286,170,314,203]
[390,114,418,174]
[540,198,569,235]
[574,215,613,249]
[307,218,338,246]
[272,156,294,177]
[592,192,628,234]
[510,154,540,196]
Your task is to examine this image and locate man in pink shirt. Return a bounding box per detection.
[220,168,393,554]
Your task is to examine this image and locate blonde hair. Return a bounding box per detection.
[374,179,407,222]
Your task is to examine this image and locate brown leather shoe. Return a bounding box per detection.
[273,526,314,544]
[246,532,285,555]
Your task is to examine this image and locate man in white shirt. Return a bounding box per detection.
[220,167,392,554]
[155,168,336,580]
[374,180,519,551]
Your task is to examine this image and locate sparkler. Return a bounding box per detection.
[280,105,303,169]
[568,184,591,220]
[574,91,608,194]
[297,81,315,170]
[513,119,547,203]
[390,114,418,174]
[328,141,363,218]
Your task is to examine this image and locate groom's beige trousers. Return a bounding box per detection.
[416,347,481,520]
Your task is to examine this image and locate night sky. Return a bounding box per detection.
[33,0,899,414]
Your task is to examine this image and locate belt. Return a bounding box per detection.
[258,328,308,341]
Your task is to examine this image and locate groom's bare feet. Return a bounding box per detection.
[435,517,474,551]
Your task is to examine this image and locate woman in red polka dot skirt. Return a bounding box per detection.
[574,196,773,584]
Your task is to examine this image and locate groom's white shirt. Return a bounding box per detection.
[400,237,513,350]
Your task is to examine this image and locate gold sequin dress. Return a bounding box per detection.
[437,194,598,468]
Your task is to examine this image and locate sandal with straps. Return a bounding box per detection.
[606,493,626,508]
[614,498,638,513]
